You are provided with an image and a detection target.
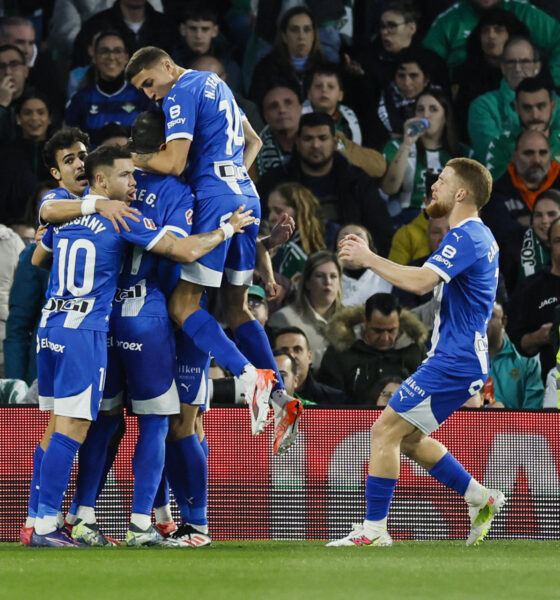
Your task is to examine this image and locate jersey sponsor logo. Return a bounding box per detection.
[44,297,93,314]
[143,217,157,230]
[114,284,144,302]
[168,94,176,102]
[539,296,558,309]
[404,377,426,398]
[167,117,186,128]
[178,364,201,374]
[452,232,462,241]
[39,337,66,353]
[90,104,99,114]
[185,209,193,225]
[116,340,143,351]
[169,104,181,119]
[431,254,453,269]
[43,192,56,200]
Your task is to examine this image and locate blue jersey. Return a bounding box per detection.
[39,197,165,331]
[163,70,258,199]
[423,217,499,374]
[39,187,80,226]
[113,170,194,318]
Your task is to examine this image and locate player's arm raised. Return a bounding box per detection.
[133,138,190,177]
[242,118,263,170]
[150,206,254,263]
[40,198,141,232]
[338,234,440,295]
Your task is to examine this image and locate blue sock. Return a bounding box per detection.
[154,472,170,509]
[234,320,285,390]
[182,309,248,376]
[177,434,208,526]
[132,415,168,515]
[73,413,121,509]
[428,452,472,496]
[365,475,398,521]
[165,439,190,522]
[200,436,209,458]
[95,421,124,502]
[37,432,81,519]
[27,445,45,518]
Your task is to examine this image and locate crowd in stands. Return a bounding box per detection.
[2,0,560,409]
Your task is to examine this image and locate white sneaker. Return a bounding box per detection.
[466,488,506,546]
[326,523,393,547]
[237,365,276,435]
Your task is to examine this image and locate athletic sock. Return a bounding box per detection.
[131,415,168,516]
[154,504,173,525]
[27,445,44,519]
[165,439,190,523]
[153,472,170,511]
[182,309,248,376]
[176,433,208,526]
[130,513,151,530]
[365,475,398,524]
[76,506,96,524]
[429,452,472,497]
[36,432,81,532]
[464,477,486,506]
[234,319,285,391]
[73,413,121,510]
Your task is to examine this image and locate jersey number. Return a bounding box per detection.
[219,99,244,155]
[56,238,96,296]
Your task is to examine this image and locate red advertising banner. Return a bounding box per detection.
[1,407,559,542]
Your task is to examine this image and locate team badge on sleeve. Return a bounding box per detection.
[143,217,157,230]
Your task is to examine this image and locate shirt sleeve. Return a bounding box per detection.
[160,180,194,238]
[122,216,166,250]
[424,228,477,283]
[40,226,53,252]
[163,84,196,143]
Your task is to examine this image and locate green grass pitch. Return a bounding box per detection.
[2,540,560,600]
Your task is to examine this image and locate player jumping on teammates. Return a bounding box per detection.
[125,47,303,455]
[328,158,506,548]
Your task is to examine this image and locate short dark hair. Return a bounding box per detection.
[0,43,25,63]
[273,350,298,376]
[15,90,52,115]
[383,0,420,25]
[274,326,310,349]
[84,144,131,182]
[96,122,131,146]
[515,73,553,100]
[306,62,343,91]
[125,46,171,82]
[43,127,90,171]
[94,30,129,54]
[365,293,401,320]
[129,110,166,153]
[534,189,560,212]
[181,2,218,24]
[297,111,335,136]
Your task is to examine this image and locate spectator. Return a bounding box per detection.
[486,301,544,408]
[274,326,347,405]
[257,112,394,257]
[267,182,326,283]
[453,8,529,139]
[482,130,560,291]
[485,74,560,179]
[249,7,324,107]
[302,62,386,178]
[423,0,560,85]
[189,55,264,136]
[64,30,149,145]
[317,292,427,404]
[0,45,30,142]
[336,224,392,307]
[381,89,469,224]
[375,48,432,141]
[255,85,302,179]
[247,284,269,329]
[268,250,343,365]
[172,3,242,93]
[0,222,25,376]
[518,189,560,283]
[507,216,560,383]
[368,375,404,408]
[468,36,543,161]
[273,350,306,402]
[72,0,179,67]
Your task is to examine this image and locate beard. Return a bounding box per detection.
[426,196,454,218]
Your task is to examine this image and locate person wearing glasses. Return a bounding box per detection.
[0,44,30,142]
[468,36,544,161]
[64,30,149,146]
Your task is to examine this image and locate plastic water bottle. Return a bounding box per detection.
[407,118,429,137]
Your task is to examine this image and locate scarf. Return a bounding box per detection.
[519,227,550,279]
[507,161,560,211]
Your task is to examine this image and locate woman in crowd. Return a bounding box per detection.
[268,250,343,366]
[336,224,392,306]
[380,88,469,224]
[249,7,324,107]
[267,182,326,283]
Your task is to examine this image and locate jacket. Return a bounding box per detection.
[317,304,428,403]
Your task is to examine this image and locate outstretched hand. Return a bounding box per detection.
[229,205,255,233]
[34,225,48,245]
[337,234,374,269]
[268,213,295,248]
[96,199,141,233]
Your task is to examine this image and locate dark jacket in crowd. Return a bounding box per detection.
[257,152,394,256]
[298,371,348,406]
